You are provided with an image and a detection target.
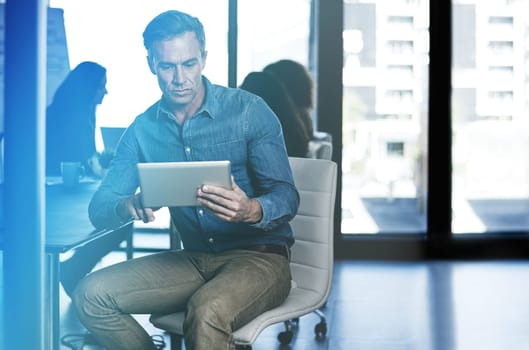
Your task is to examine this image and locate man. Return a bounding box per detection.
[72,10,299,350]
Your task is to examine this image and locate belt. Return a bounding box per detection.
[243,244,290,259]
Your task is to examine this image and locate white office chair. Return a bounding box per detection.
[150,157,337,349]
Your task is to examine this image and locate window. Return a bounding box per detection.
[387,141,405,156]
[341,0,428,234]
[452,0,529,234]
[387,40,414,54]
[237,0,312,85]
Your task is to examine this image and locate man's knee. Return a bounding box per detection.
[186,294,228,327]
[72,274,109,319]
[183,295,234,349]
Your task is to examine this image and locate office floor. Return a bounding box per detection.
[59,241,529,350]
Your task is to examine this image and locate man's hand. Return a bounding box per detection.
[197,176,262,223]
[116,193,156,223]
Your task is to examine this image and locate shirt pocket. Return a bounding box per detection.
[193,139,247,163]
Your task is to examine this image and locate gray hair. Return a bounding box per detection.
[143,10,206,58]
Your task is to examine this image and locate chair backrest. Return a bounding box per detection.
[288,157,337,297]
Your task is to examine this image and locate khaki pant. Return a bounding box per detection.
[73,249,291,350]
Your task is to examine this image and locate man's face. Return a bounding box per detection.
[148,31,207,109]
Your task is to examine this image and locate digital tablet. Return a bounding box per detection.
[137,160,231,207]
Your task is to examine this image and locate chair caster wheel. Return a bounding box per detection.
[314,321,327,338]
[277,330,293,345]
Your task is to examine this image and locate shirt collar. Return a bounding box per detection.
[155,76,216,121]
[199,77,216,119]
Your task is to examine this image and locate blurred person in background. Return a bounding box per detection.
[46,60,108,178]
[264,59,315,139]
[46,61,129,298]
[240,71,311,157]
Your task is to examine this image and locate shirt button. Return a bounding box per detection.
[208,237,214,243]
[185,146,191,153]
[198,209,204,216]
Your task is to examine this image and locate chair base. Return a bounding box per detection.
[276,310,328,346]
[168,334,252,350]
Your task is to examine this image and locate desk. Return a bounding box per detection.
[2,179,132,350]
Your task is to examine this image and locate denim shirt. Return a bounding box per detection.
[89,77,299,252]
